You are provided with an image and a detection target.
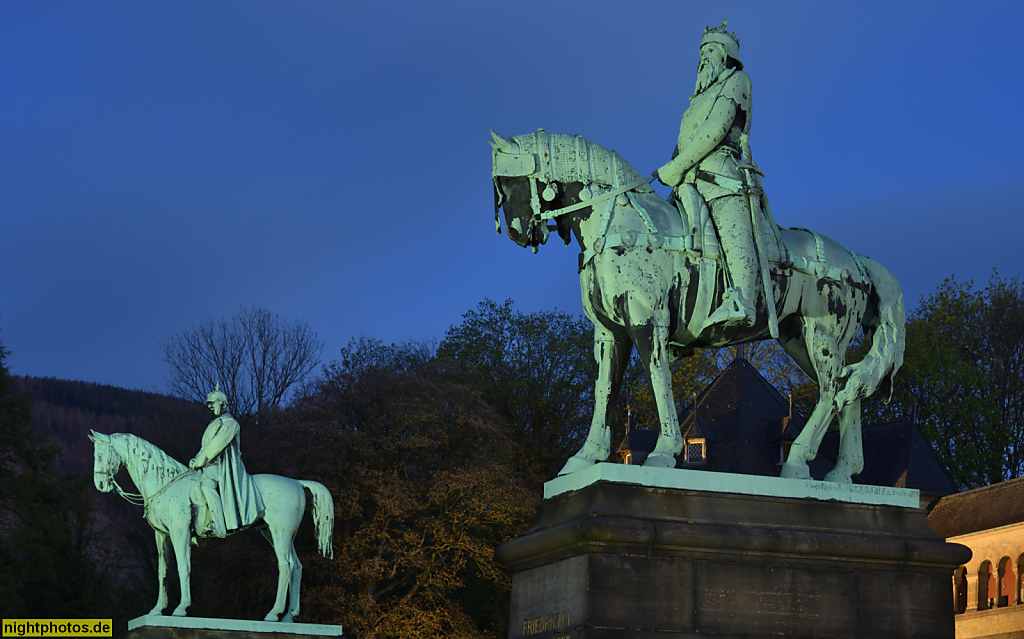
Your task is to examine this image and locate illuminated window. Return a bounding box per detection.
[684,439,706,465]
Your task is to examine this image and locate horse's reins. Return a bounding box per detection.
[140,470,197,518]
[105,474,146,506]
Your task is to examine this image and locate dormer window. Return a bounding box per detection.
[684,438,706,465]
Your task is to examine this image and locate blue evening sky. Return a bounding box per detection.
[2,1,1022,392]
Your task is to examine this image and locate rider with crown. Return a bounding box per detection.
[189,385,264,539]
[655,20,763,330]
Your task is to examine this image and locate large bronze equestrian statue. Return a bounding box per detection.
[490,20,905,483]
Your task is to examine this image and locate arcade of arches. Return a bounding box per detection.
[929,477,1024,639]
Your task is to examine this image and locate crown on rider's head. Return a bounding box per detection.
[701,19,741,68]
[703,19,737,45]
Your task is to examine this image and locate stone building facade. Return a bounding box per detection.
[929,478,1024,639]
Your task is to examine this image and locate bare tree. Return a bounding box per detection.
[161,306,324,425]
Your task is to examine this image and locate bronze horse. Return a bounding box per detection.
[491,129,905,482]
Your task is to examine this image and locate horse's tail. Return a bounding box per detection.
[299,480,335,559]
[836,256,907,408]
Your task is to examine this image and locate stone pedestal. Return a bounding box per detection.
[127,615,344,639]
[496,465,971,639]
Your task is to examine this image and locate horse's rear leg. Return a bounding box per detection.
[262,493,301,622]
[780,321,844,480]
[281,547,302,623]
[823,398,864,483]
[262,527,293,621]
[558,326,631,475]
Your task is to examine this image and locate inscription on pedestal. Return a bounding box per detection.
[509,555,586,638]
[522,612,571,638]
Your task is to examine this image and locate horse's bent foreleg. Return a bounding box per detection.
[558,327,631,475]
[638,325,684,469]
[150,530,171,616]
[169,526,192,617]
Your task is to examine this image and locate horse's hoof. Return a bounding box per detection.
[147,610,164,617]
[780,461,811,480]
[642,452,677,469]
[823,467,853,484]
[264,613,278,622]
[557,454,594,476]
[280,614,294,623]
[171,608,188,617]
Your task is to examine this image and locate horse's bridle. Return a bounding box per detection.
[94,437,145,506]
[492,130,653,243]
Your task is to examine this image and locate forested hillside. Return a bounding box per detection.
[12,376,208,475]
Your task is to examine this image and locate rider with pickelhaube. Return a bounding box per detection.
[655,19,764,330]
[189,384,264,538]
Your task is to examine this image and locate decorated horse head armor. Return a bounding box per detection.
[491,129,654,249]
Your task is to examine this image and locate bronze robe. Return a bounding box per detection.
[193,413,265,531]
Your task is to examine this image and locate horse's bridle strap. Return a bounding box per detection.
[581,231,717,270]
[539,177,653,221]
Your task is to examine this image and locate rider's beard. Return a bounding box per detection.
[693,55,725,96]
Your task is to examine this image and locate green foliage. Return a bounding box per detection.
[874,272,1024,490]
[257,336,534,638]
[436,299,596,487]
[0,335,141,621]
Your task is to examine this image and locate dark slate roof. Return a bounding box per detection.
[675,357,805,475]
[617,427,658,455]
[928,476,1024,538]
[810,420,958,496]
[615,357,957,494]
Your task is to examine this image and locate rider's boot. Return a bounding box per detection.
[201,479,228,538]
[702,196,758,331]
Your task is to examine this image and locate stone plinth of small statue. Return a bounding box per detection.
[127,615,345,639]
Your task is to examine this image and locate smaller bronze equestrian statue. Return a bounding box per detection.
[91,386,334,621]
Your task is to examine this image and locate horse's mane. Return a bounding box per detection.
[508,130,653,193]
[114,432,189,481]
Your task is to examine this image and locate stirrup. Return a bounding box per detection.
[702,288,756,330]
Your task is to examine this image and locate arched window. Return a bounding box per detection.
[979,561,993,610]
[997,557,1015,607]
[998,557,1015,607]
[1017,553,1024,606]
[953,566,967,614]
